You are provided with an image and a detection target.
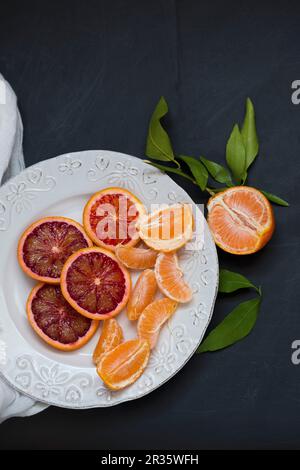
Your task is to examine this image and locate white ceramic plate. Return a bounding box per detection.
[0,150,218,408]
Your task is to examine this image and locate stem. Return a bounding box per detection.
[257,286,262,297]
[205,187,216,196]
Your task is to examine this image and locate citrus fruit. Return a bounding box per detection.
[26,283,98,351]
[115,245,157,269]
[97,338,150,390]
[83,187,146,251]
[138,203,193,252]
[127,269,157,321]
[93,318,123,365]
[207,186,275,255]
[155,252,193,303]
[137,298,177,349]
[18,216,92,284]
[61,247,131,320]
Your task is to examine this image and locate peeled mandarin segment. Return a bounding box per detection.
[60,247,131,320]
[27,283,98,351]
[97,339,150,390]
[18,217,92,284]
[83,187,146,251]
[137,298,177,349]
[138,204,194,252]
[155,252,193,303]
[207,186,275,255]
[93,318,123,365]
[115,245,157,269]
[127,269,157,321]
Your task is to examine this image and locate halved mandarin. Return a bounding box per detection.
[18,216,92,284]
[155,252,193,303]
[27,283,98,351]
[138,203,194,252]
[93,318,123,365]
[83,187,146,251]
[207,186,275,255]
[61,247,131,320]
[127,269,157,321]
[97,338,150,390]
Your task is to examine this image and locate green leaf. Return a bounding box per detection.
[219,269,258,293]
[241,98,259,169]
[197,296,261,353]
[145,96,175,163]
[260,190,289,207]
[200,157,233,186]
[226,124,246,184]
[178,155,208,191]
[144,161,195,183]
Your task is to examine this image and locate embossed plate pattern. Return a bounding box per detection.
[0,151,218,408]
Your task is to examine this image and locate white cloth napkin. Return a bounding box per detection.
[0,74,48,423]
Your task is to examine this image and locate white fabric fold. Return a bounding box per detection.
[0,73,48,423]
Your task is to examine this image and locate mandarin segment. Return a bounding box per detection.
[27,283,98,351]
[207,186,275,255]
[155,252,193,303]
[137,298,177,349]
[60,247,131,320]
[97,338,150,390]
[93,318,123,365]
[127,269,157,321]
[115,245,157,269]
[83,187,146,251]
[138,203,194,252]
[18,217,92,284]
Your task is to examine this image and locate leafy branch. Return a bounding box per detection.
[143,96,286,353]
[198,270,262,353]
[145,96,288,206]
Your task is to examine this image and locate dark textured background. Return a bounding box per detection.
[0,0,299,450]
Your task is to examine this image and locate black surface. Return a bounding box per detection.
[0,0,299,450]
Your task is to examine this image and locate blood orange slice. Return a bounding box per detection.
[27,283,98,351]
[83,187,146,251]
[61,247,131,320]
[93,318,123,365]
[18,217,92,284]
[97,338,150,390]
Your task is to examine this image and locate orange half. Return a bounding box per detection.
[207,186,275,255]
